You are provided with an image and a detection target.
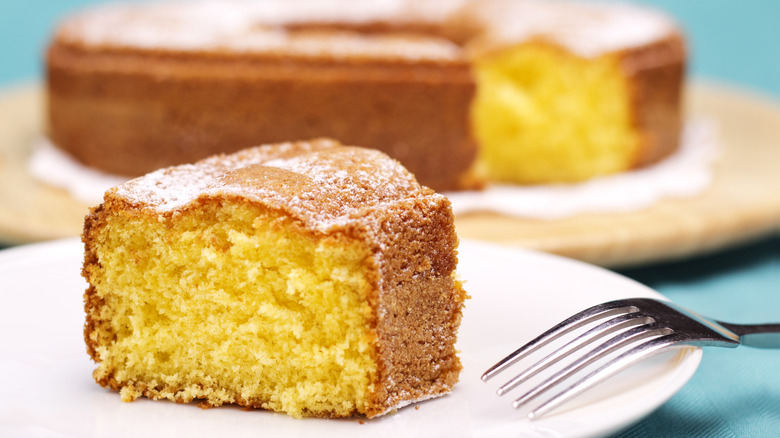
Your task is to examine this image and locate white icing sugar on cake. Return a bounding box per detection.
[54,0,463,61]
[108,139,435,231]
[54,0,677,60]
[463,0,678,58]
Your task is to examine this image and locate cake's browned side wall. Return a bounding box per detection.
[362,195,466,417]
[82,203,107,363]
[47,43,478,192]
[621,32,687,168]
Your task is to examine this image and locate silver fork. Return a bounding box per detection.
[482,297,780,420]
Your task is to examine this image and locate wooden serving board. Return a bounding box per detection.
[0,84,93,244]
[1,82,778,267]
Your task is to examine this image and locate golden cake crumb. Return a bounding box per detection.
[82,139,467,418]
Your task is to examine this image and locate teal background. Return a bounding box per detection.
[637,0,780,98]
[2,1,780,98]
[1,1,778,437]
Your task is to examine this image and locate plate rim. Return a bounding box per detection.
[456,238,703,437]
[0,237,702,437]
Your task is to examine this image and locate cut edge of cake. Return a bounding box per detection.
[81,138,468,418]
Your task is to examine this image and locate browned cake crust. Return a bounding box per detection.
[49,45,478,192]
[619,34,686,168]
[82,138,467,417]
[48,0,685,190]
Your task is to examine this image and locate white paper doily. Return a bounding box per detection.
[445,119,718,219]
[30,119,717,217]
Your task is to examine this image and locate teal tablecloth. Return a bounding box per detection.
[1,1,778,437]
[618,239,780,437]
[612,2,780,435]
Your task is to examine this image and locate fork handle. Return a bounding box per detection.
[717,322,780,348]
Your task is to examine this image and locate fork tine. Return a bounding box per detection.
[482,301,641,382]
[496,313,654,395]
[512,326,672,409]
[527,334,686,420]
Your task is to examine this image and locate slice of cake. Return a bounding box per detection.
[81,138,467,418]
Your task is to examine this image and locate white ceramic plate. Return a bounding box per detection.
[0,238,701,438]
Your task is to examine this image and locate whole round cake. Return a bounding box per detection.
[47,0,685,190]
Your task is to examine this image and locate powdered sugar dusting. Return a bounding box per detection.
[55,0,677,61]
[111,139,437,231]
[56,0,462,61]
[462,0,678,58]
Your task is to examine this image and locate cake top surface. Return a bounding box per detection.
[109,139,440,231]
[55,0,678,60]
[461,0,678,58]
[54,0,464,62]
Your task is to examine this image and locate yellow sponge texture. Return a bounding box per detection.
[86,202,378,418]
[472,44,640,184]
